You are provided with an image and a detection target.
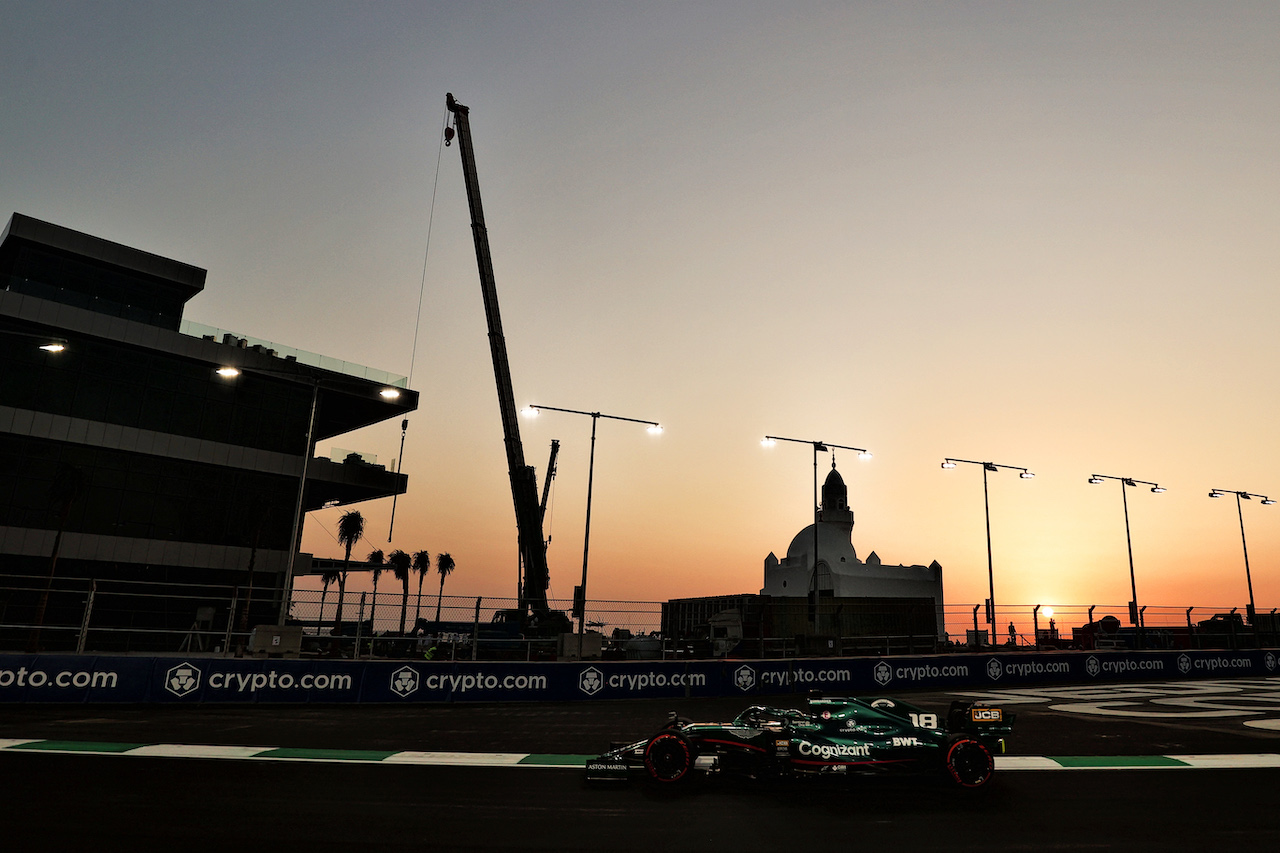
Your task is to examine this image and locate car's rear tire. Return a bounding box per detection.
[944,736,994,788]
[643,731,695,784]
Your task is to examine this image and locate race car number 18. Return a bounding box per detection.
[909,713,938,729]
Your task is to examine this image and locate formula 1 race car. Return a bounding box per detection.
[585,695,1014,788]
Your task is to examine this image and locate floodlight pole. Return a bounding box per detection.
[764,436,870,629]
[279,378,320,625]
[524,405,661,641]
[216,365,406,626]
[1209,489,1274,623]
[1089,474,1164,639]
[942,458,1033,643]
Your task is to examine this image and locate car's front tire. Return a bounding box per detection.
[944,736,994,788]
[643,731,695,784]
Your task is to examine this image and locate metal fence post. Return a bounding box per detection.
[224,587,239,655]
[472,596,481,661]
[75,580,97,654]
[355,592,367,659]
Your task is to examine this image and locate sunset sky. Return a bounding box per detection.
[3,2,1278,625]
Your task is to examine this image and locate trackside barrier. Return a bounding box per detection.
[1,649,1277,704]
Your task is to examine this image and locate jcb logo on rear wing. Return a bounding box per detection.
[971,708,1003,722]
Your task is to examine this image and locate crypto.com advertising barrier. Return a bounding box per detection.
[0,649,1276,704]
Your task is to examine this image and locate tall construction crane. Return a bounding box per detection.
[445,93,567,633]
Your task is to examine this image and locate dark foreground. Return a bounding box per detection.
[1,754,1275,852]
[2,679,1279,851]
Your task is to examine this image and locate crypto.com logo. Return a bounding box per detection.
[873,661,893,686]
[390,666,419,697]
[579,667,604,696]
[164,662,201,697]
[734,665,756,692]
[986,659,1003,681]
[1085,656,1101,678]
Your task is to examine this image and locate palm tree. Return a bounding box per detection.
[27,463,86,652]
[318,568,340,631]
[367,548,385,631]
[334,510,365,630]
[433,552,456,633]
[411,550,430,632]
[387,549,412,635]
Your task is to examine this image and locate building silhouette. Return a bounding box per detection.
[0,213,416,647]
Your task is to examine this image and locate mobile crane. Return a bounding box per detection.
[445,93,569,635]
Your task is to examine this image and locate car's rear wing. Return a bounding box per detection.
[947,700,1015,739]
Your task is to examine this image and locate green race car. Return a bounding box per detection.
[586,695,1014,788]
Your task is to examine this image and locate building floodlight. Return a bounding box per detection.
[39,343,66,352]
[379,388,401,399]
[215,367,241,378]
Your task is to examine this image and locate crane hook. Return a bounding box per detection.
[444,125,454,147]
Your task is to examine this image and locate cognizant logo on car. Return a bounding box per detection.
[796,741,871,760]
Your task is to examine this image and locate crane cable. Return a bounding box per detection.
[388,107,449,542]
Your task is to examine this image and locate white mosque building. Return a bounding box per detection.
[760,461,945,636]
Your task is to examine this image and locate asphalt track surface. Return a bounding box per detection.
[3,678,1279,851]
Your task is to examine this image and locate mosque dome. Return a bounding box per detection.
[786,522,858,566]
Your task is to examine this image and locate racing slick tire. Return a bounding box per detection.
[643,730,696,784]
[944,736,994,788]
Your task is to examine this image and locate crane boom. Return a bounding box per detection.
[445,93,556,622]
[540,440,560,519]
